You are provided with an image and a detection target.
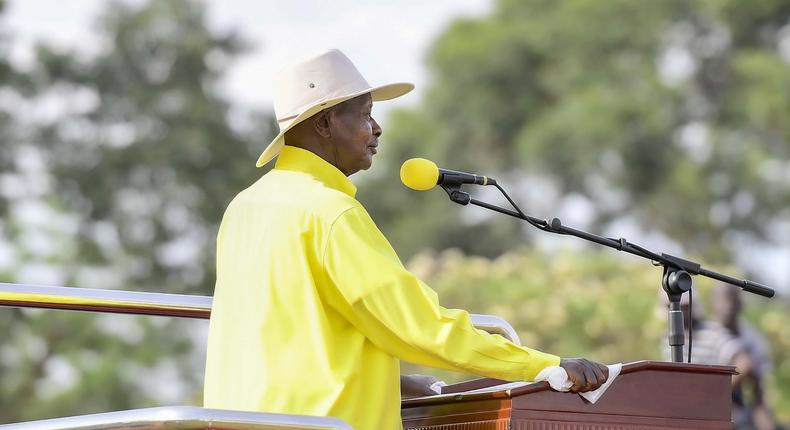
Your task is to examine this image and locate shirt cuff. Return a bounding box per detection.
[523,351,562,381]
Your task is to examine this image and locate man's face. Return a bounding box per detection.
[328,94,381,176]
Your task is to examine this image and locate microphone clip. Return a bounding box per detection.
[440,183,471,205]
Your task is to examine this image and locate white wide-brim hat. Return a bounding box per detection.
[256,49,414,167]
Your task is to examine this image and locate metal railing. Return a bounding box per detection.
[0,406,352,429]
[0,282,522,345]
[0,282,525,429]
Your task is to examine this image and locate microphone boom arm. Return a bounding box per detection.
[448,184,775,299]
[436,178,774,364]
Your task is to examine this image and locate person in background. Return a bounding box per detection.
[712,284,779,430]
[661,290,744,369]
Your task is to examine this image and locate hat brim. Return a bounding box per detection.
[255,82,414,168]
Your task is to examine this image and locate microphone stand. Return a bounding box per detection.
[439,182,776,363]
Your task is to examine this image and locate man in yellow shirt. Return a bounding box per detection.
[204,49,608,430]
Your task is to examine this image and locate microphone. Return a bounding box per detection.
[400,158,497,191]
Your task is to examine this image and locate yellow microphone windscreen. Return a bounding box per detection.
[400,158,439,191]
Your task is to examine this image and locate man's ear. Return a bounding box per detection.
[313,110,332,139]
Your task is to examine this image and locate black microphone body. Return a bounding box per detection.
[439,168,497,187]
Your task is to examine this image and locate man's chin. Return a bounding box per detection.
[347,160,372,176]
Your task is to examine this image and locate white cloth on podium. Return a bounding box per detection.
[534,363,622,404]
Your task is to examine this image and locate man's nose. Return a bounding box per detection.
[372,118,382,138]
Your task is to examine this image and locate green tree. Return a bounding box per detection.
[0,0,273,422]
[361,0,790,275]
[401,248,790,421]
[32,0,271,294]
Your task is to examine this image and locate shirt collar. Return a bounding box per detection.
[274,145,357,198]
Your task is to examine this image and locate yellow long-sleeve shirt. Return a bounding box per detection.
[203,145,560,429]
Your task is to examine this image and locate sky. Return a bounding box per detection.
[2,0,492,116]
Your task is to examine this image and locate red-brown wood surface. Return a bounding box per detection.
[401,361,735,430]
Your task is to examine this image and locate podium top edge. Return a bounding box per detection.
[621,360,737,375]
[402,360,737,407]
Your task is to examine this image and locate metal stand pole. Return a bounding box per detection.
[662,267,692,363]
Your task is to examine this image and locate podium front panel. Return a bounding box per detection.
[402,361,735,430]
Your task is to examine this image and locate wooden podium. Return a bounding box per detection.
[401,361,735,430]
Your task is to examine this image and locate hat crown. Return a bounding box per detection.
[273,49,371,122]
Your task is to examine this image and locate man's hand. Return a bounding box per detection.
[559,358,609,393]
[400,374,442,398]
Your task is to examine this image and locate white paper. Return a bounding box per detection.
[580,363,622,403]
[454,381,529,395]
[429,380,447,394]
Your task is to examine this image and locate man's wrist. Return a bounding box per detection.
[523,352,561,381]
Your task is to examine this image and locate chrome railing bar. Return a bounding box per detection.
[0,283,522,345]
[0,282,211,318]
[0,406,353,429]
[469,314,522,346]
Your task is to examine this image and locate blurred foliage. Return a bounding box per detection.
[401,248,790,422]
[0,0,271,422]
[30,0,270,294]
[360,0,790,270]
[0,309,198,422]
